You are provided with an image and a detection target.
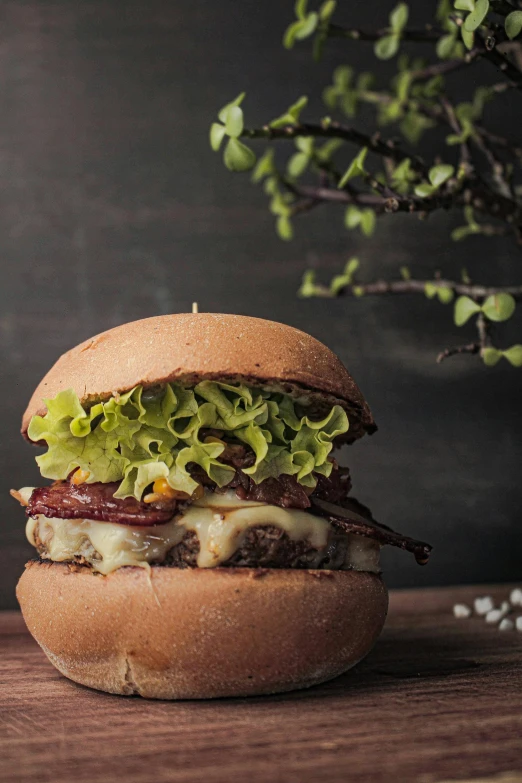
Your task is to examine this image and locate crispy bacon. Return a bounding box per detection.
[23,464,354,525]
[310,497,432,565]
[26,482,180,526]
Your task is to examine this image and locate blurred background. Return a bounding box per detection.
[1,0,521,609]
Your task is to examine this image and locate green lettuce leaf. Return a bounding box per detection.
[28,381,349,500]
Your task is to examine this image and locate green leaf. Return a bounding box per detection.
[461,268,471,284]
[425,282,438,299]
[360,209,376,237]
[461,26,475,49]
[338,147,368,187]
[400,266,411,280]
[429,164,454,187]
[225,106,244,138]
[295,12,318,39]
[344,205,361,229]
[295,0,308,19]
[505,10,522,40]
[223,138,256,172]
[482,293,516,322]
[396,71,412,102]
[284,19,305,48]
[503,344,522,367]
[463,0,489,32]
[437,286,454,304]
[270,96,308,128]
[276,215,294,241]
[390,2,409,32]
[263,176,278,195]
[299,270,318,298]
[374,34,400,60]
[392,158,415,190]
[415,183,436,198]
[288,95,309,120]
[295,136,314,155]
[437,32,458,59]
[481,347,502,367]
[454,0,475,10]
[210,123,226,152]
[352,286,365,297]
[454,295,481,326]
[331,257,360,293]
[251,149,275,183]
[218,93,246,124]
[451,225,475,241]
[319,0,337,21]
[316,138,344,162]
[287,151,309,178]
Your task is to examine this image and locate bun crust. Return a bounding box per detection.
[22,313,376,442]
[17,561,388,700]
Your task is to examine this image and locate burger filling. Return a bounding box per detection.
[14,381,431,574]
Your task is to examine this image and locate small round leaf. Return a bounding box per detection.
[344,206,361,229]
[218,93,246,124]
[390,2,409,32]
[374,34,400,60]
[481,347,502,367]
[295,0,308,20]
[415,183,436,198]
[429,164,454,188]
[319,0,337,21]
[454,295,481,326]
[276,215,294,241]
[505,11,522,40]
[287,152,309,178]
[482,293,516,322]
[437,286,454,304]
[463,0,489,32]
[210,123,226,152]
[437,33,457,59]
[223,138,257,172]
[225,106,244,138]
[502,345,522,367]
[294,12,318,39]
[424,282,438,299]
[461,26,474,50]
[454,0,474,10]
[360,209,376,237]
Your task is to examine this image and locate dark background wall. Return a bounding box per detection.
[1,0,521,609]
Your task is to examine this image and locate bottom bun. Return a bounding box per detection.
[17,561,388,700]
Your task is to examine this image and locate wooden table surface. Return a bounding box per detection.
[1,583,521,783]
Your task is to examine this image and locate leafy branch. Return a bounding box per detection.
[209,0,522,368]
[299,259,522,365]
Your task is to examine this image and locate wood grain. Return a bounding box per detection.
[1,583,521,783]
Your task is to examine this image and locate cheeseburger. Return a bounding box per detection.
[13,313,430,699]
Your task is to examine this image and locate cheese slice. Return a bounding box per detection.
[21,488,381,575]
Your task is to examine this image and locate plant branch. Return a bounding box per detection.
[242,122,427,174]
[328,23,441,43]
[437,343,481,362]
[306,277,522,300]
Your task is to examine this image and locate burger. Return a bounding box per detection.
[12,313,430,699]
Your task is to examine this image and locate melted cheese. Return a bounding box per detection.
[21,488,381,575]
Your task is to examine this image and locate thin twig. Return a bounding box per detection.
[328,24,441,43]
[437,343,480,363]
[242,122,427,174]
[308,277,522,299]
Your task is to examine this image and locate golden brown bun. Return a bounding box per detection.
[17,561,388,700]
[22,313,376,442]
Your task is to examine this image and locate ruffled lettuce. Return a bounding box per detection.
[28,381,349,500]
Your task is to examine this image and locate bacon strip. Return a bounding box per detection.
[26,482,180,526]
[310,498,432,565]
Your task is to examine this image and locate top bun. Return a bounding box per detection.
[22,313,376,443]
